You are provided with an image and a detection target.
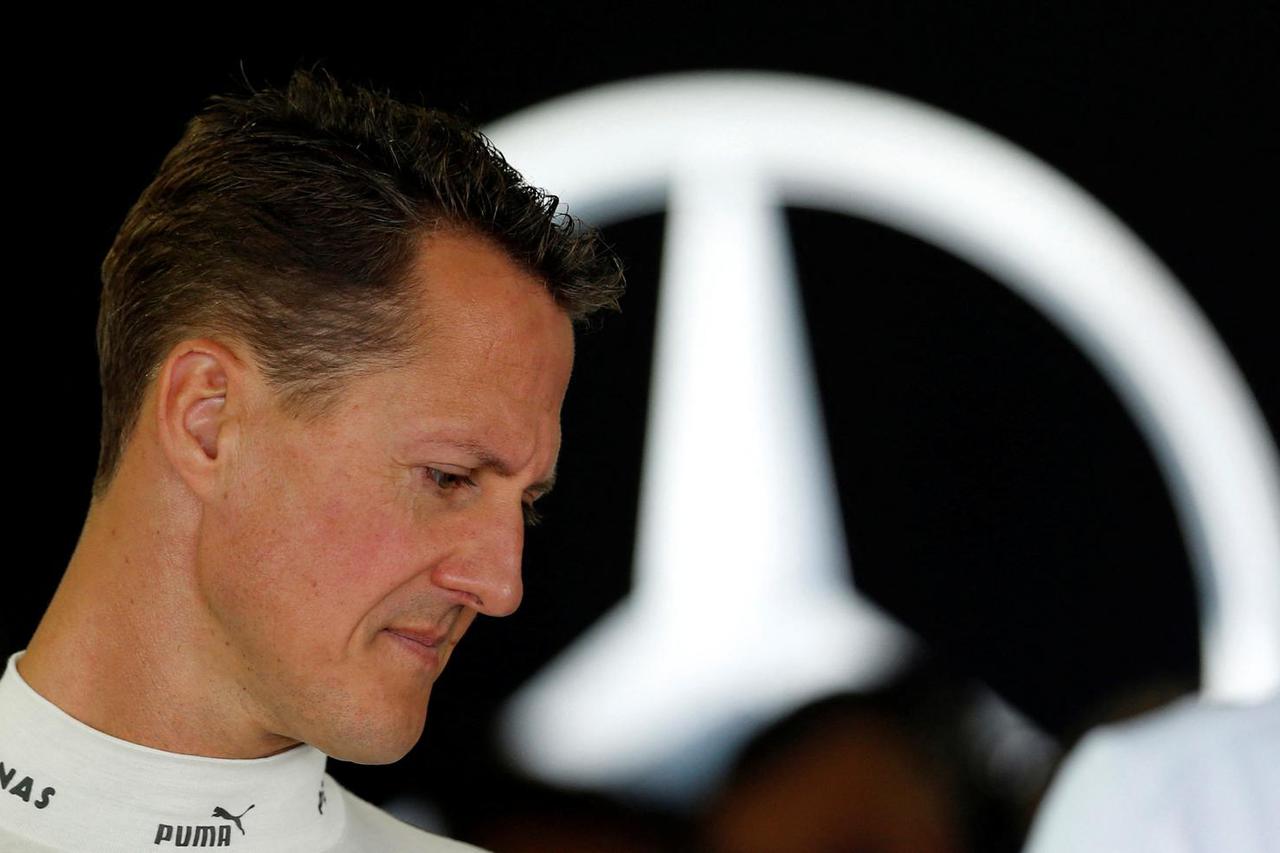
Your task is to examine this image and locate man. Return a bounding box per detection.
[0,68,623,852]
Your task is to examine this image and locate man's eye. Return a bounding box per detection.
[424,467,474,491]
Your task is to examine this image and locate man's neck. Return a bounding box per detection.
[19,487,299,760]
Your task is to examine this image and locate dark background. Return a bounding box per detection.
[6,4,1276,844]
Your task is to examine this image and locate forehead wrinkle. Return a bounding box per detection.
[424,325,560,410]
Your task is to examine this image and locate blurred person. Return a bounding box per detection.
[1024,692,1280,852]
[0,67,622,852]
[700,666,1032,853]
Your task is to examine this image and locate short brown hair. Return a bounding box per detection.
[95,68,623,498]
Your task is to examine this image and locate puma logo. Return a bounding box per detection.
[154,802,254,846]
[211,804,255,835]
[153,823,230,846]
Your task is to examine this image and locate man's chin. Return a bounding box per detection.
[331,743,418,765]
[313,705,429,765]
[323,735,425,765]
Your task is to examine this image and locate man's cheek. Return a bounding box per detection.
[313,504,419,583]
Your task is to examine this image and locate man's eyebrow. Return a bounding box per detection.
[436,439,557,496]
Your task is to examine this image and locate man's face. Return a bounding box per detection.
[195,230,574,763]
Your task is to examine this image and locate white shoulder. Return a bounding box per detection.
[0,822,63,852]
[328,776,487,853]
[1024,695,1280,853]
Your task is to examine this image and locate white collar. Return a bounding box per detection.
[0,650,347,851]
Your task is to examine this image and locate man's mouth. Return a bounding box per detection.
[382,626,449,668]
[385,626,446,647]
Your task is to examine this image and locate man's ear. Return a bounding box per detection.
[155,339,248,500]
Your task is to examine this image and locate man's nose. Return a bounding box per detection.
[432,502,525,617]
